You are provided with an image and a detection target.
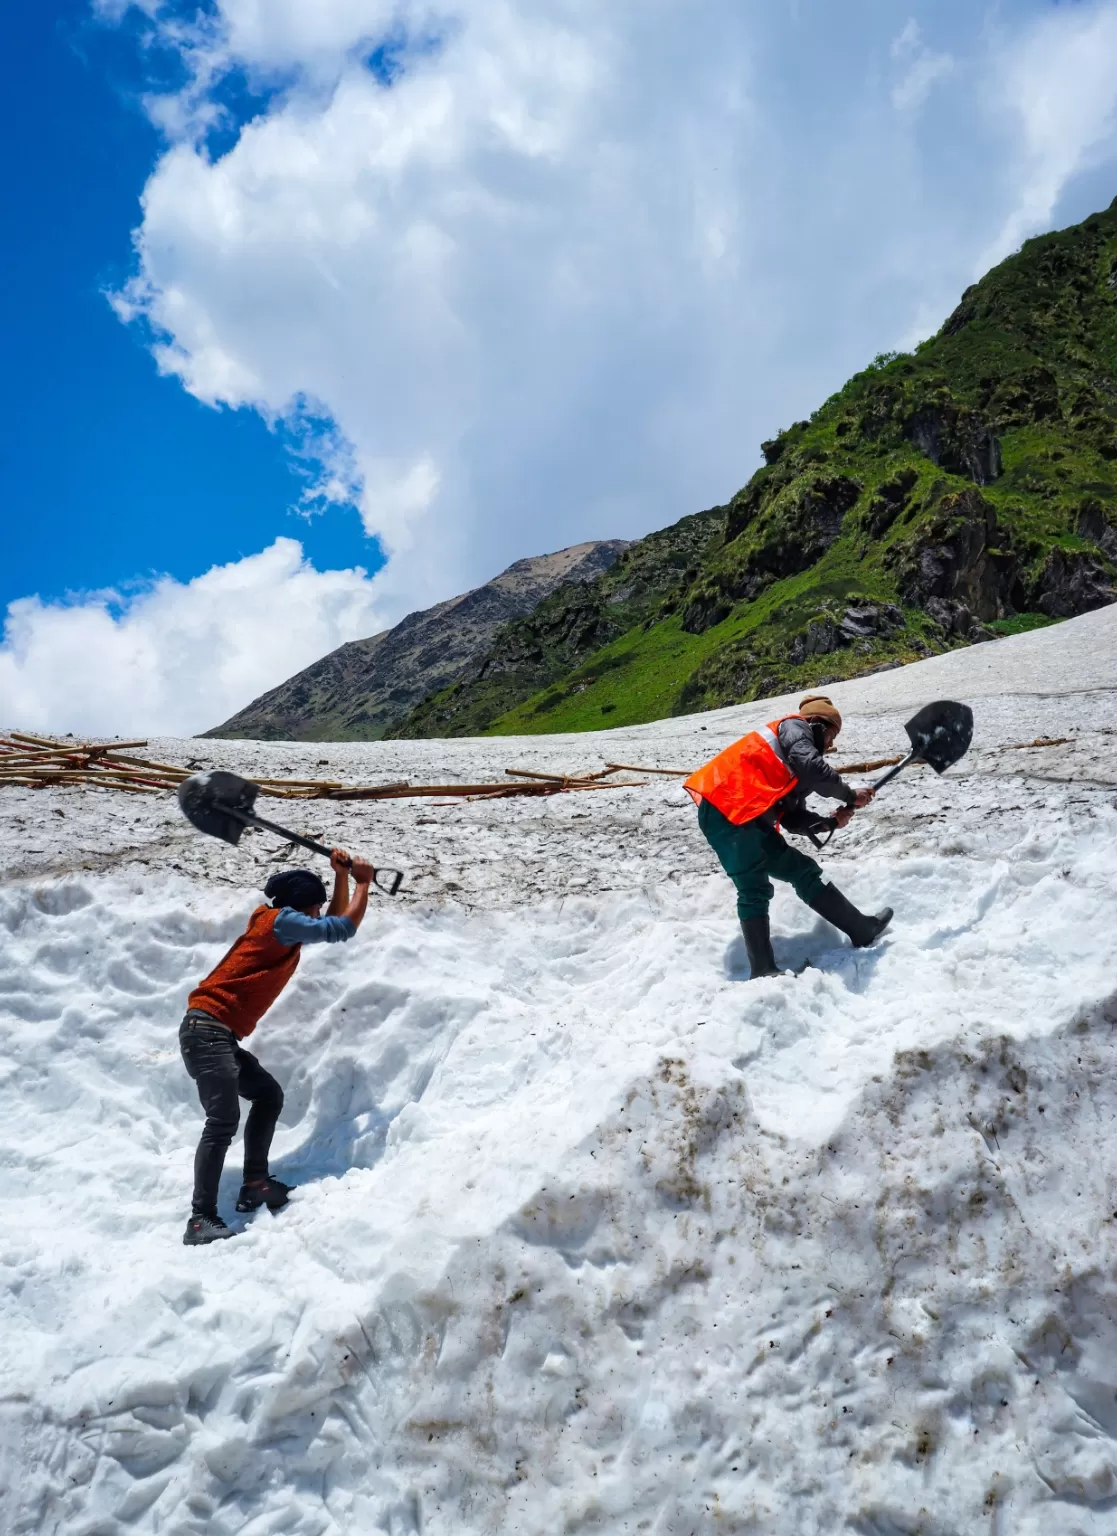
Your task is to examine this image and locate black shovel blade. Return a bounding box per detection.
[904,700,974,774]
[177,771,260,847]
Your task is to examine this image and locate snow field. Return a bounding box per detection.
[1,605,1117,1532]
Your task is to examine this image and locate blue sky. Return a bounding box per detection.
[4,0,1117,735]
[1,0,376,617]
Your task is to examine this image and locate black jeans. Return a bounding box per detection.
[179,1013,284,1216]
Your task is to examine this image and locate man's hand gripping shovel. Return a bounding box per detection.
[806,699,975,847]
[176,770,405,896]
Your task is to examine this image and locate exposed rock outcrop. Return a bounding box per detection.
[681,475,862,635]
[1026,549,1115,619]
[905,403,1002,485]
[891,489,1017,636]
[1077,499,1117,562]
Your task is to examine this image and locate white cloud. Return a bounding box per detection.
[890,19,953,112]
[112,0,771,615]
[983,1,1117,266]
[0,541,386,737]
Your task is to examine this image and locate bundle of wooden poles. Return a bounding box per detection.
[0,733,200,795]
[0,733,658,802]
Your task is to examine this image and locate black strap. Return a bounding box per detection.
[802,816,837,850]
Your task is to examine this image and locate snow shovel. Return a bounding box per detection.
[803,699,973,847]
[176,770,404,896]
[871,699,974,792]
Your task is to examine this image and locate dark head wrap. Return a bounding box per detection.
[264,868,328,911]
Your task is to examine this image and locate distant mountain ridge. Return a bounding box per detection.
[203,541,629,741]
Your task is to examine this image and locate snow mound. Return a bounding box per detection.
[2,608,1117,1533]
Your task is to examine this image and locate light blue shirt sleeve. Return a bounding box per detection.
[272,908,357,946]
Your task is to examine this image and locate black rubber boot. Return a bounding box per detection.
[236,1177,293,1213]
[741,915,783,978]
[809,883,893,948]
[183,1212,233,1246]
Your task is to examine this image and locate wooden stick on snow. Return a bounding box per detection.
[834,754,906,774]
[9,731,151,752]
[603,762,692,777]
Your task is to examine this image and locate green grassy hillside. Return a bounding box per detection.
[392,199,1117,739]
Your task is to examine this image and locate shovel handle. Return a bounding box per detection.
[871,749,919,793]
[237,808,341,862]
[224,806,405,896]
[825,747,919,844]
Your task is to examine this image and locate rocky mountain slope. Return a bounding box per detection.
[392,197,1117,739]
[395,507,727,740]
[204,541,628,740]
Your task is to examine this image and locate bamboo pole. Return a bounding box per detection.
[504,767,601,786]
[97,753,191,777]
[834,754,905,774]
[568,780,645,790]
[83,759,177,780]
[9,731,150,751]
[603,762,692,777]
[326,782,539,800]
[322,778,644,801]
[0,756,93,769]
[0,769,100,781]
[76,767,177,791]
[2,772,161,793]
[504,768,569,782]
[6,731,76,747]
[0,767,153,782]
[0,747,94,763]
[254,780,346,790]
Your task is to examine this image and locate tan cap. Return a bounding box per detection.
[799,694,842,731]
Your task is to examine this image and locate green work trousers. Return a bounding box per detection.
[697,798,825,923]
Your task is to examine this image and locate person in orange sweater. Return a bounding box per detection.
[180,848,372,1246]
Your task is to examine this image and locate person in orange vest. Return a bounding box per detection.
[179,848,373,1246]
[684,694,892,978]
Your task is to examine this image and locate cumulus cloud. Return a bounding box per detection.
[0,541,385,737]
[890,20,953,112]
[984,0,1117,265]
[100,2,1003,615]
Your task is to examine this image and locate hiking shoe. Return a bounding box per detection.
[183,1212,233,1246]
[236,1177,293,1213]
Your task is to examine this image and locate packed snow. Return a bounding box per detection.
[2,606,1116,1534]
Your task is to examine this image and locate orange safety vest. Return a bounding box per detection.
[684,715,803,826]
[188,906,301,1040]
